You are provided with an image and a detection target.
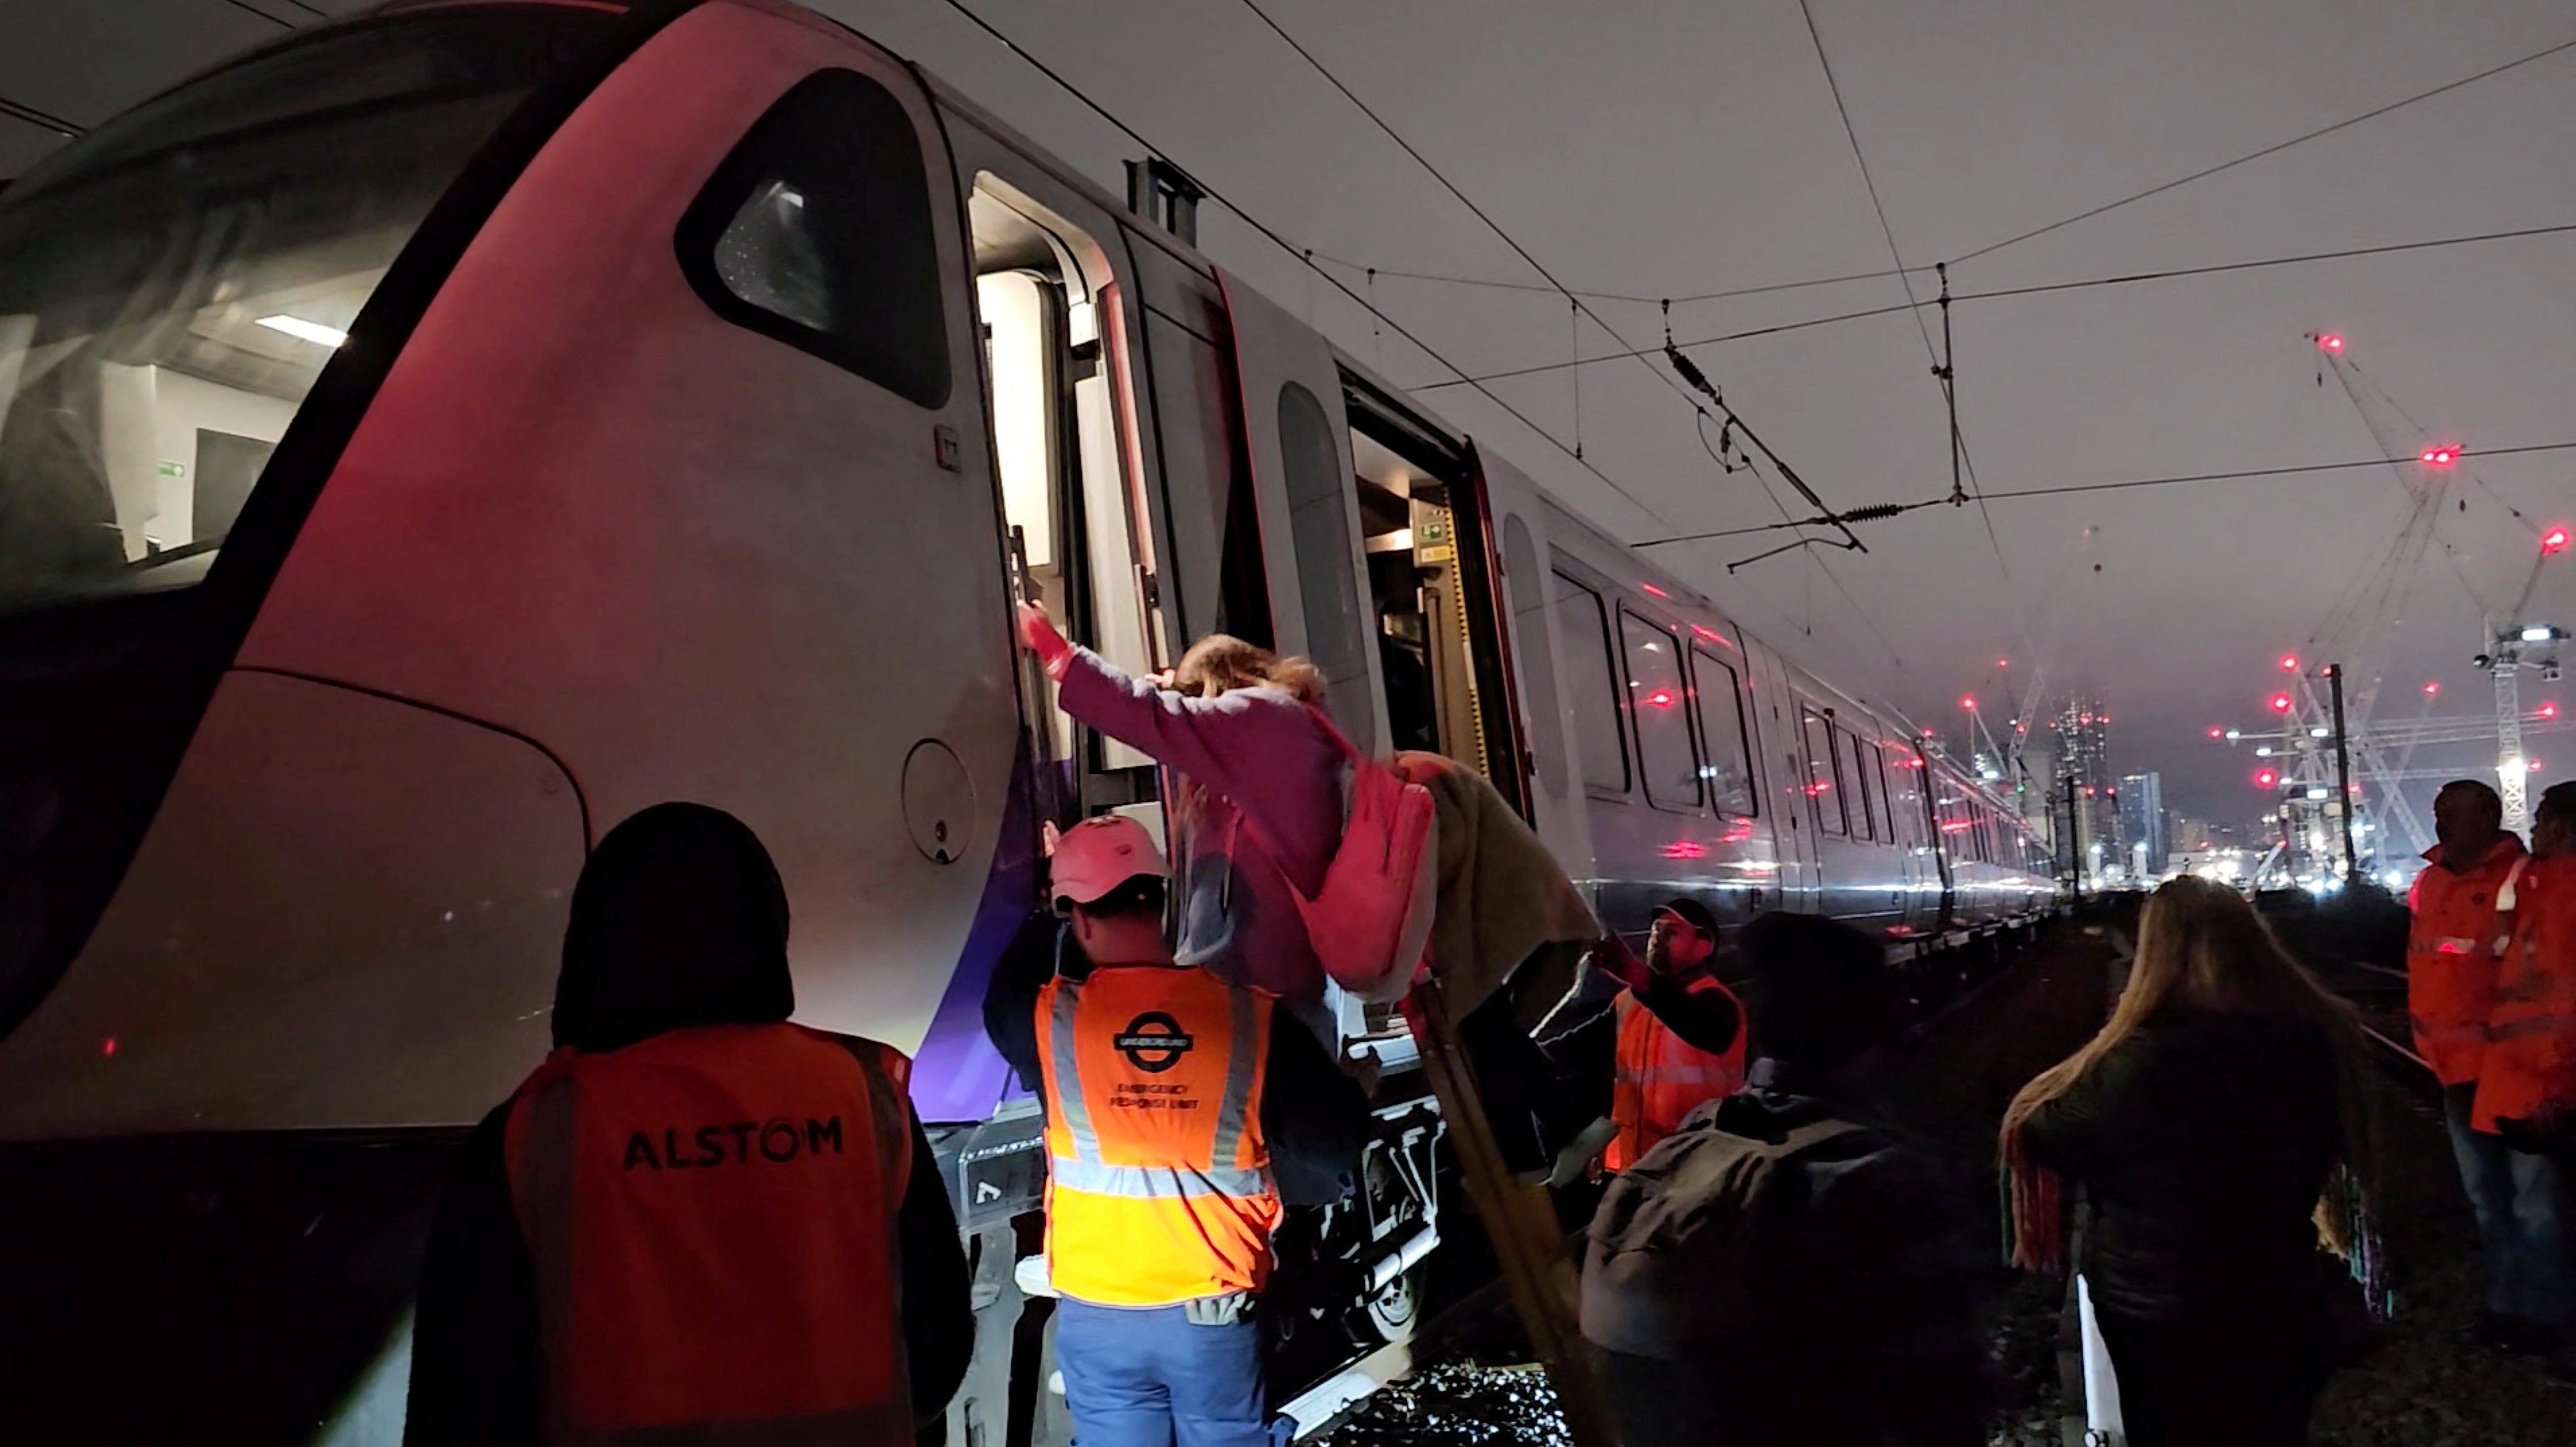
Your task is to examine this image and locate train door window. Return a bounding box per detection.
[1688,647,1757,817]
[1504,518,1567,799]
[1278,381,1372,747]
[1797,702,1847,836]
[1617,610,1699,811]
[1889,750,1928,850]
[677,69,948,407]
[1936,785,1972,849]
[970,178,1154,783]
[1351,409,1510,781]
[1836,726,1877,841]
[1550,571,1628,795]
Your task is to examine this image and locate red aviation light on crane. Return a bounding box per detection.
[2541,701,2560,719]
[1960,695,1978,710]
[2208,726,2226,739]
[2254,768,2279,789]
[2268,692,2294,713]
[2315,333,2345,353]
[2544,526,2572,556]
[2419,444,2461,467]
[2424,681,2441,696]
[2278,653,2300,672]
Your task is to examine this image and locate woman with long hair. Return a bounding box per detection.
[1016,608,1344,1023]
[2000,877,2379,1447]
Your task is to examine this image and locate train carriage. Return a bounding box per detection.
[0,2,2051,1440]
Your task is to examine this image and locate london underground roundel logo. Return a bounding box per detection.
[1113,1012,1195,1073]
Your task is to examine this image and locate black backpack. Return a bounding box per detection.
[1579,1100,1874,1360]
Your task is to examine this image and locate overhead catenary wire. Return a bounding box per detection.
[1419,219,2576,391]
[926,0,1676,528]
[1628,440,2576,548]
[0,94,81,137]
[1949,32,2576,265]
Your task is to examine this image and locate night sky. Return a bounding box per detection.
[7,0,2571,828]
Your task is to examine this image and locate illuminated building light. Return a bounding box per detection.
[2309,726,2331,738]
[2225,729,2242,741]
[2523,625,2559,643]
[2306,787,2331,801]
[2255,746,2273,756]
[256,314,349,348]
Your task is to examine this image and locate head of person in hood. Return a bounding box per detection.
[552,802,794,1053]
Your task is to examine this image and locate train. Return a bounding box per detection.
[0,2,2053,1440]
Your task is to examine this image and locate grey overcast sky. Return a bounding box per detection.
[6,0,2572,826]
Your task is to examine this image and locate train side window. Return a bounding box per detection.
[1888,749,1927,849]
[1618,609,1699,811]
[1689,647,1757,817]
[1798,703,1846,836]
[1868,741,1898,842]
[1550,572,1629,795]
[677,69,950,407]
[1837,725,1877,841]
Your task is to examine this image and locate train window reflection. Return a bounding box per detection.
[1689,647,1757,818]
[0,7,618,612]
[1550,571,1628,796]
[1617,609,1698,811]
[1799,703,1847,837]
[1837,725,1877,841]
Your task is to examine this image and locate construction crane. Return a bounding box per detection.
[2476,525,2571,831]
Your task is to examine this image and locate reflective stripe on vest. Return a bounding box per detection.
[2473,855,2576,1131]
[2409,840,2527,1087]
[1037,965,1280,1306]
[503,1023,915,1445]
[1606,974,1746,1172]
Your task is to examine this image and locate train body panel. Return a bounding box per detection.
[0,1,2054,1437]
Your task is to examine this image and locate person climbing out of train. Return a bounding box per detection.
[2467,779,2576,1376]
[403,803,974,1447]
[2408,779,2563,1356]
[980,813,1368,1447]
[2003,877,2381,1447]
[1533,898,1745,1176]
[1017,605,1344,1040]
[1579,912,1991,1447]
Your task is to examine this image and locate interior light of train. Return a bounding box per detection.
[2419,444,2460,466]
[255,314,350,348]
[2316,333,2345,352]
[2544,527,2571,555]
[2279,653,2299,671]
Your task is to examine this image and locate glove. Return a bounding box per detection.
[1016,603,1073,678]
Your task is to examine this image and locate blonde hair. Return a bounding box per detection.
[1173,634,1322,703]
[2000,877,2378,1272]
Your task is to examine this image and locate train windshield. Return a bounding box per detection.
[0,6,620,614]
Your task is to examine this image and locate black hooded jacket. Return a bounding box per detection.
[404,804,975,1445]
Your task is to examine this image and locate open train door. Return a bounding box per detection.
[1212,269,1389,752]
[1464,442,1597,873]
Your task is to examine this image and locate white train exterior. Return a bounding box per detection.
[0,2,2051,1439]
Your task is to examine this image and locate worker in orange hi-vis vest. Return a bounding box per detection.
[404,804,973,1447]
[2409,780,2561,1357]
[2469,781,2576,1366]
[1535,899,1746,1175]
[980,814,1367,1447]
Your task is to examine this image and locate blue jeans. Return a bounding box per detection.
[2443,1083,2571,1326]
[1054,1298,1275,1447]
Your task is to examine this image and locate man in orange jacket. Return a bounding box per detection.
[982,815,1366,1447]
[2470,782,2575,1365]
[2411,779,2558,1354]
[1536,899,1746,1172]
[405,804,973,1446]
